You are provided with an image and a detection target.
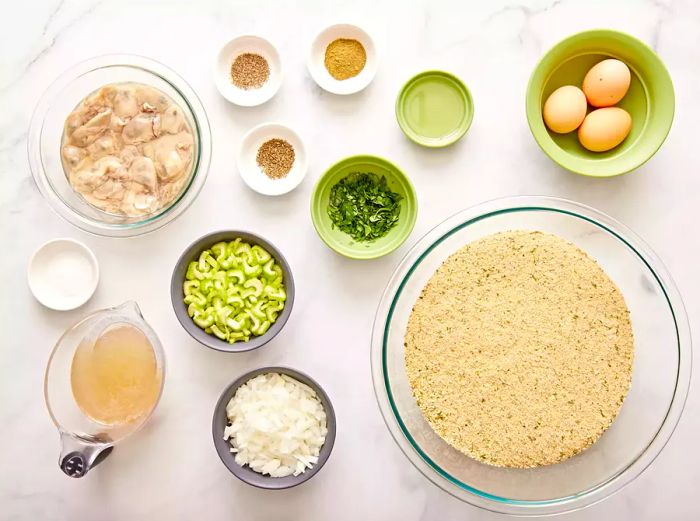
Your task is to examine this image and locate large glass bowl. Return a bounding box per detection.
[28,54,211,237]
[371,196,691,516]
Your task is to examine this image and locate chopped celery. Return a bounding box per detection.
[241,260,262,277]
[265,308,279,322]
[210,324,227,340]
[253,320,271,336]
[205,254,218,270]
[262,259,278,279]
[211,242,227,259]
[246,310,261,332]
[252,245,271,264]
[183,280,199,295]
[226,295,244,308]
[244,278,263,296]
[183,239,286,343]
[194,314,214,328]
[250,301,266,319]
[227,269,245,284]
[200,279,214,295]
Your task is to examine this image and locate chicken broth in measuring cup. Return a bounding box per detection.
[71,323,162,426]
[61,82,195,217]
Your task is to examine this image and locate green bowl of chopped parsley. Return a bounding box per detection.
[311,155,417,259]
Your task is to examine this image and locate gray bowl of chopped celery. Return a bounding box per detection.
[171,230,294,352]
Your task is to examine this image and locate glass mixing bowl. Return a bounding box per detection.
[28,54,211,237]
[371,196,691,516]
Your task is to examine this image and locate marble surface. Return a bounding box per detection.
[1,0,698,519]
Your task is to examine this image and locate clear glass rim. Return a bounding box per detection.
[370,195,692,516]
[27,54,212,238]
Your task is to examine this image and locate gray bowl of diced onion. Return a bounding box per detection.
[212,366,336,489]
[170,230,294,352]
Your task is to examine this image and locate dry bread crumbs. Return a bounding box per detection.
[404,230,634,468]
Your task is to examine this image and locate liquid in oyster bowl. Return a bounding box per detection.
[61,82,195,218]
[45,301,165,477]
[28,55,211,236]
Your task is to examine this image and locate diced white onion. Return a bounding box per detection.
[224,372,328,477]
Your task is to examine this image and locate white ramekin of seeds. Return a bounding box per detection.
[236,123,308,196]
[215,35,282,106]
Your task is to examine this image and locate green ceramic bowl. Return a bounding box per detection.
[526,29,674,177]
[310,155,418,260]
[396,71,474,148]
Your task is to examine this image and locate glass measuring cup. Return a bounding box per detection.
[44,301,165,477]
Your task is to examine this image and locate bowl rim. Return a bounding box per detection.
[370,195,692,516]
[395,69,474,148]
[525,29,675,177]
[310,154,418,260]
[27,53,212,237]
[211,365,337,489]
[170,230,295,353]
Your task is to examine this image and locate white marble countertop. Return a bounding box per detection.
[1,0,698,519]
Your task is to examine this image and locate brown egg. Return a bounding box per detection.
[582,59,631,107]
[578,107,632,152]
[543,86,588,133]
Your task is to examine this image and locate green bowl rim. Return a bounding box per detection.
[525,29,675,177]
[310,154,418,260]
[395,70,474,148]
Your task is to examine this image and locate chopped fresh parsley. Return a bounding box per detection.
[327,172,402,242]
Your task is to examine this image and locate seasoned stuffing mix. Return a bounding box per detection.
[405,230,634,468]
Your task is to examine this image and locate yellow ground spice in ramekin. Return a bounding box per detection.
[324,38,366,80]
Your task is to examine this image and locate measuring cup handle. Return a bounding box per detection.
[58,432,113,478]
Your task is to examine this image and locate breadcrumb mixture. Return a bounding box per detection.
[404,230,634,468]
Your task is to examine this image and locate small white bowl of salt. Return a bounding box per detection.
[28,238,99,311]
